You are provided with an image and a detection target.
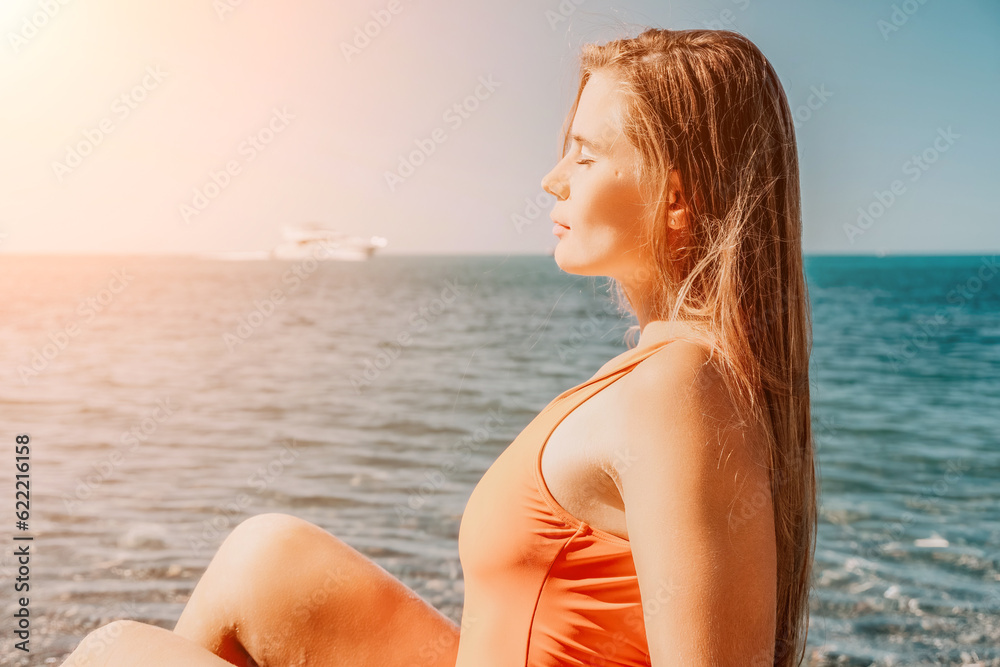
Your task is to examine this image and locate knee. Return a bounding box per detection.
[219,514,360,620]
[233,511,312,535]
[62,620,147,667]
[224,512,325,557]
[217,513,350,588]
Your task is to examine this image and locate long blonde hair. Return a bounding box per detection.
[559,28,816,666]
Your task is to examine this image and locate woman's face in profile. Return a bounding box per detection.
[541,70,655,285]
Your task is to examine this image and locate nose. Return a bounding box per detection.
[541,163,568,201]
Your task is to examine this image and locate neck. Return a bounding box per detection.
[620,276,659,333]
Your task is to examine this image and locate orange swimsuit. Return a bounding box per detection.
[455,330,679,666]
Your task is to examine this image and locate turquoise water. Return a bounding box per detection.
[805,255,999,665]
[0,254,997,665]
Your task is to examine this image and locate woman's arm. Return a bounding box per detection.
[614,341,777,667]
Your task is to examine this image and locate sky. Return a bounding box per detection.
[0,0,997,256]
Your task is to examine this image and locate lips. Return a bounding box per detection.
[552,219,570,229]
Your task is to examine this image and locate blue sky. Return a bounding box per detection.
[0,0,996,255]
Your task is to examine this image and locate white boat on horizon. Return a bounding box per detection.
[271,224,388,261]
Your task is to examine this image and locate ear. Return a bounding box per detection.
[666,168,690,231]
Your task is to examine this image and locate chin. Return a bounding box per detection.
[552,244,601,277]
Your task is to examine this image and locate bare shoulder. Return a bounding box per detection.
[616,338,739,437]
[606,337,772,519]
[631,338,729,404]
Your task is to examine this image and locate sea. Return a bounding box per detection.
[0,254,997,666]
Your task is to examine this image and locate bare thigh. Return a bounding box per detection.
[173,513,460,667]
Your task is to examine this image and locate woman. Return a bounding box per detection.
[61,27,815,667]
